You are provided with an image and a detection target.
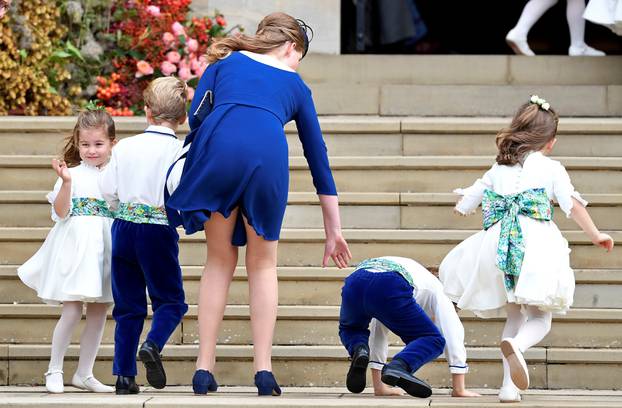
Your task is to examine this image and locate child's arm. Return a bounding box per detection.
[50,159,72,220]
[453,166,495,216]
[423,287,480,397]
[369,319,403,396]
[569,198,614,251]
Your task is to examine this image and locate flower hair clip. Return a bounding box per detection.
[84,100,106,112]
[530,95,551,111]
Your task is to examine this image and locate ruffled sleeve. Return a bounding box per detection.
[453,165,495,215]
[552,161,588,217]
[46,177,72,222]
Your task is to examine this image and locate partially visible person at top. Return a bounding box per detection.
[166,12,352,397]
[506,0,606,56]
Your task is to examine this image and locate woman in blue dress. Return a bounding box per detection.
[166,12,352,395]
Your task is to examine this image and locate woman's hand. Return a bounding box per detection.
[52,159,71,183]
[593,232,614,252]
[323,233,352,268]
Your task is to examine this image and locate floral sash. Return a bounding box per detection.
[356,258,414,287]
[482,188,553,291]
[115,202,168,225]
[70,197,114,218]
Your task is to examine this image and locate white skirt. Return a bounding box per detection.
[18,216,113,305]
[584,0,622,35]
[439,217,575,318]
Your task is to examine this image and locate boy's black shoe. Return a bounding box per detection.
[381,358,432,398]
[115,376,140,395]
[138,340,166,389]
[346,343,369,393]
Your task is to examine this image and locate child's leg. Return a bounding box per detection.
[243,216,278,373]
[338,272,373,355]
[138,224,188,352]
[501,303,526,389]
[372,275,445,373]
[513,305,552,352]
[111,220,148,377]
[75,302,109,378]
[511,0,559,37]
[196,210,239,371]
[49,301,83,372]
[566,0,587,48]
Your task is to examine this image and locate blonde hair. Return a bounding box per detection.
[496,101,559,166]
[62,109,115,167]
[206,12,307,63]
[143,77,188,124]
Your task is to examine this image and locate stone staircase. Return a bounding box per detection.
[0,56,621,401]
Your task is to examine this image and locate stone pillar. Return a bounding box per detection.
[191,0,341,54]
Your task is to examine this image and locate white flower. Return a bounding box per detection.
[541,102,550,111]
[530,95,539,103]
[537,97,546,105]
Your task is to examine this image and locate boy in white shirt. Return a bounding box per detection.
[367,257,480,397]
[99,77,188,394]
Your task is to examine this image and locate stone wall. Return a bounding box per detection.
[191,0,341,54]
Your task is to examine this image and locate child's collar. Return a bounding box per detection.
[144,125,177,138]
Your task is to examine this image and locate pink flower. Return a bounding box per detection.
[179,58,190,70]
[186,38,199,53]
[178,67,193,81]
[166,51,181,64]
[172,21,186,37]
[160,61,177,76]
[146,5,160,17]
[162,32,175,45]
[186,86,195,101]
[135,60,154,78]
[190,57,201,73]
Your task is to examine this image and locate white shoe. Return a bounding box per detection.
[500,338,529,390]
[568,44,606,56]
[45,370,64,393]
[72,373,114,393]
[506,29,535,56]
[499,385,522,403]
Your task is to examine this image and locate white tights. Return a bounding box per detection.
[512,0,588,48]
[48,301,109,378]
[501,303,552,388]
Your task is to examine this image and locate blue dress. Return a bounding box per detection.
[167,51,337,246]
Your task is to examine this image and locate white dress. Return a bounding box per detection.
[18,163,114,305]
[439,152,586,318]
[584,0,622,36]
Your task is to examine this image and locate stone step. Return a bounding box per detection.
[3,387,622,408]
[2,228,621,268]
[3,191,621,230]
[1,304,621,349]
[2,155,622,193]
[2,116,622,157]
[298,55,622,86]
[3,344,622,389]
[2,265,621,309]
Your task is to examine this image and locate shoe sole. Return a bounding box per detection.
[501,340,529,390]
[381,371,432,398]
[345,353,368,393]
[115,389,139,395]
[138,348,166,389]
[506,38,526,56]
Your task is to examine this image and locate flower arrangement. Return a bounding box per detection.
[0,0,240,116]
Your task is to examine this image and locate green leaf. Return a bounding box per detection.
[48,86,59,95]
[51,50,72,59]
[66,41,85,62]
[128,50,145,60]
[18,49,27,60]
[178,35,186,46]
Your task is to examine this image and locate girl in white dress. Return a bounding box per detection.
[439,96,614,403]
[18,110,117,394]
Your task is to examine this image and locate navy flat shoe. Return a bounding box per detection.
[192,369,218,395]
[254,370,281,396]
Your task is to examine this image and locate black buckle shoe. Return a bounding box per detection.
[346,343,369,393]
[115,376,140,395]
[138,340,166,389]
[381,358,432,398]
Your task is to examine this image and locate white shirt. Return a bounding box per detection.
[368,256,469,374]
[455,151,587,217]
[99,125,183,210]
